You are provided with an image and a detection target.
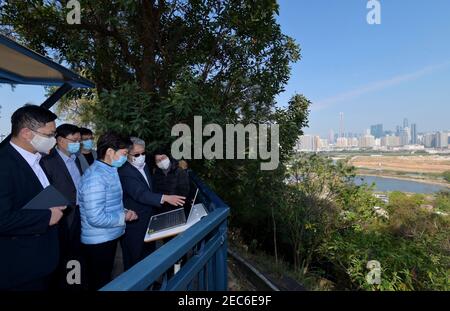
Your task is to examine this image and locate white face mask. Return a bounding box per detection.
[30,133,56,154]
[157,158,171,170]
[131,155,146,169]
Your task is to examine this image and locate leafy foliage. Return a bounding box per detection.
[0,1,311,270]
[443,171,450,183]
[281,155,450,290]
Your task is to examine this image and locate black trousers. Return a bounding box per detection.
[121,220,156,271]
[82,238,118,291]
[50,210,84,290]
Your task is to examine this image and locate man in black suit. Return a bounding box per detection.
[40,124,83,289]
[118,137,186,270]
[0,105,65,290]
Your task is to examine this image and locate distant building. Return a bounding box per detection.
[336,137,348,148]
[400,127,411,145]
[314,136,322,150]
[381,135,401,147]
[423,133,436,148]
[349,137,359,147]
[370,124,383,139]
[319,138,329,151]
[403,118,409,129]
[410,123,417,144]
[297,135,321,151]
[328,129,335,144]
[436,131,448,148]
[359,132,375,148]
[395,125,402,137]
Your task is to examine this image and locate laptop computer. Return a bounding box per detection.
[144,189,208,242]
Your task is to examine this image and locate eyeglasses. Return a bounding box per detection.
[131,152,146,158]
[31,129,56,138]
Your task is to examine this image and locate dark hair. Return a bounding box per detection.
[152,147,170,158]
[56,124,80,139]
[79,127,93,137]
[11,104,57,137]
[151,147,173,170]
[97,131,132,160]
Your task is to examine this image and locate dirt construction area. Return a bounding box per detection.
[349,155,450,174]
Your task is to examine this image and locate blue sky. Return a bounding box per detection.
[1,0,450,138]
[0,85,47,137]
[275,0,450,137]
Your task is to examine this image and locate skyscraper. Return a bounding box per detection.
[327,129,334,144]
[339,112,344,138]
[403,118,409,129]
[396,125,402,137]
[370,124,383,139]
[400,127,411,145]
[410,123,417,144]
[436,132,449,148]
[423,133,436,148]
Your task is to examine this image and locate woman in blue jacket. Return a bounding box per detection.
[78,131,137,290]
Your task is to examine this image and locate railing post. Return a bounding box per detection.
[215,218,228,291]
[100,173,230,291]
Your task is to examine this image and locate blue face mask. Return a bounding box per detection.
[82,139,94,151]
[67,142,81,154]
[111,154,127,168]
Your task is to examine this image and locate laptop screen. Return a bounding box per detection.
[147,207,186,233]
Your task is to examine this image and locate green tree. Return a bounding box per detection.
[280,154,376,274]
[443,171,450,183]
[1,1,310,261]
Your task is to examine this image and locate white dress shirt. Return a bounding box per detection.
[131,162,164,204]
[10,141,50,188]
[134,163,150,187]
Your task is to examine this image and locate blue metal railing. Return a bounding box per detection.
[100,172,230,291]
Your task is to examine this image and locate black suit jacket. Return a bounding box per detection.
[118,161,163,217]
[118,162,164,270]
[40,148,82,253]
[0,144,59,289]
[40,148,82,206]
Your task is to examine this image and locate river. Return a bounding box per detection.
[354,175,449,194]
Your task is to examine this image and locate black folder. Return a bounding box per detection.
[22,185,69,210]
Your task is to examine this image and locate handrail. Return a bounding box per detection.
[100,172,230,291]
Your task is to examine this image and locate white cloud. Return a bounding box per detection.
[313,61,450,111]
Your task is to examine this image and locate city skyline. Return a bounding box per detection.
[296,113,449,152]
[275,0,450,138]
[302,113,450,139]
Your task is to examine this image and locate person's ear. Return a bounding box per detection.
[104,148,114,160]
[21,128,33,141]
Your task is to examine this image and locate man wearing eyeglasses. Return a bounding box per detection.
[0,105,65,290]
[118,137,186,271]
[40,123,84,290]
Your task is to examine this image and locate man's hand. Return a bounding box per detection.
[125,210,138,222]
[49,206,66,226]
[162,195,186,207]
